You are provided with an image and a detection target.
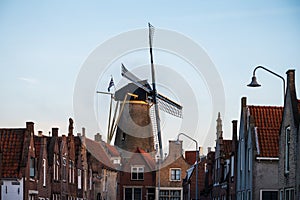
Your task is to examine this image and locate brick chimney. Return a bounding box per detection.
[207,147,212,153]
[52,128,59,137]
[232,120,238,153]
[94,133,102,142]
[169,140,183,159]
[38,131,43,137]
[26,122,34,134]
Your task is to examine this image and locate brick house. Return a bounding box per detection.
[278,69,300,200]
[0,122,38,200]
[84,135,118,200]
[158,140,190,200]
[34,132,51,199]
[183,149,213,200]
[118,147,156,200]
[236,97,283,200]
[211,114,238,200]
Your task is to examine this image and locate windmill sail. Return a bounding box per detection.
[121,64,183,118]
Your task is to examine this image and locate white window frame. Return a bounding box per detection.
[131,166,144,180]
[77,169,82,189]
[124,187,142,200]
[284,188,294,200]
[170,168,181,181]
[259,189,278,200]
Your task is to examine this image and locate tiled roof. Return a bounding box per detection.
[135,147,156,170]
[103,142,120,157]
[85,137,115,170]
[0,128,26,178]
[248,105,283,158]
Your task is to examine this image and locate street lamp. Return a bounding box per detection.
[176,133,199,200]
[247,66,286,102]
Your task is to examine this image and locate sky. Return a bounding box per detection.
[1,1,300,153]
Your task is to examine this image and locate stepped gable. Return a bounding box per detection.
[248,105,283,158]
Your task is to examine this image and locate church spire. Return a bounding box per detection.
[216,112,223,139]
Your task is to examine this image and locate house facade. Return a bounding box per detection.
[236,97,283,200]
[158,140,190,200]
[278,69,300,200]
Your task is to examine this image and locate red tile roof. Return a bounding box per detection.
[0,128,26,178]
[248,105,283,158]
[135,147,156,170]
[103,142,120,157]
[85,137,116,170]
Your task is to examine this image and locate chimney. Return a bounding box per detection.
[52,128,59,137]
[169,140,183,159]
[94,133,102,142]
[232,120,238,152]
[82,127,86,137]
[199,146,203,157]
[26,122,34,134]
[286,69,295,92]
[207,147,212,153]
[68,118,74,136]
[38,131,43,137]
[241,97,247,108]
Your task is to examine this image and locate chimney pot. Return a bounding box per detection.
[38,131,43,137]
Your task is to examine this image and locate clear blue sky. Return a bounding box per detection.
[1,1,299,151]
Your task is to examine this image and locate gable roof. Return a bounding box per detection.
[135,147,156,170]
[85,137,116,170]
[248,105,283,158]
[103,142,120,157]
[0,128,26,178]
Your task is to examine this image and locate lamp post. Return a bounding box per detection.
[176,133,199,200]
[247,66,286,102]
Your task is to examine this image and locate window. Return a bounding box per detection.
[131,166,144,180]
[230,155,234,177]
[62,157,67,181]
[30,157,35,178]
[78,169,82,189]
[170,168,181,181]
[261,190,278,200]
[69,160,75,183]
[285,126,290,174]
[279,190,283,200]
[43,159,46,186]
[125,188,142,200]
[285,188,294,200]
[54,154,59,181]
[89,169,92,190]
[159,189,181,200]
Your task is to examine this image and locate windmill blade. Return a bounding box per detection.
[121,63,152,93]
[157,93,183,118]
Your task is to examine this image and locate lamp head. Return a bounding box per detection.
[247,76,261,87]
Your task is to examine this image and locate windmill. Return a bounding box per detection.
[113,23,183,159]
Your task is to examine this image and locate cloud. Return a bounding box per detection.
[18,77,38,84]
